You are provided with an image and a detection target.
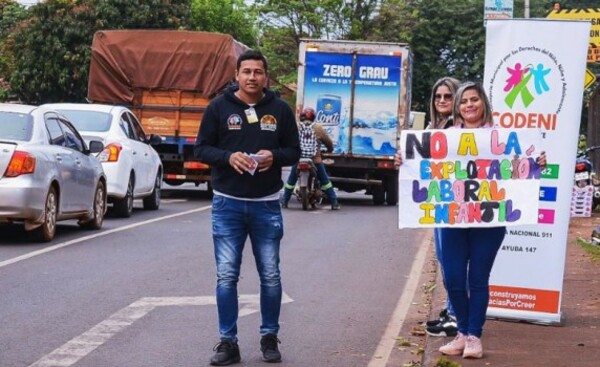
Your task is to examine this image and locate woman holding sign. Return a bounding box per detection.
[423,77,461,338]
[436,82,546,359]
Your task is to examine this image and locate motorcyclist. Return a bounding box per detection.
[281,107,340,210]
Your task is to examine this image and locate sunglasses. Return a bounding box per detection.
[434,93,453,101]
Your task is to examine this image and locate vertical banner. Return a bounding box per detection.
[303,51,401,154]
[483,19,590,323]
[398,129,543,229]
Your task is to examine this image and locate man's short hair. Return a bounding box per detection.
[237,50,268,73]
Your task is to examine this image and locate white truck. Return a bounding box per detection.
[296,39,412,205]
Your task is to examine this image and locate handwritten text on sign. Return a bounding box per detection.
[398,128,543,228]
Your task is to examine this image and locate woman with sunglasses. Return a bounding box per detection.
[396,77,462,337]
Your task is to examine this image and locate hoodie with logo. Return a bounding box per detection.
[193,86,300,198]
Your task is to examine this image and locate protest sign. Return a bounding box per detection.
[398,128,542,228]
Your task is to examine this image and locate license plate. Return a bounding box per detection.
[575,171,589,181]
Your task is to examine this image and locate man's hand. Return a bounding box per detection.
[229,152,255,174]
[254,150,273,172]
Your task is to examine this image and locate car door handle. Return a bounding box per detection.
[55,155,62,162]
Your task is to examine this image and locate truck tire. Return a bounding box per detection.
[372,185,385,205]
[385,176,398,206]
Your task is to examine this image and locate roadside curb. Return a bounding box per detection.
[385,232,437,367]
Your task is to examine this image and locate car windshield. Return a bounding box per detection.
[57,110,111,132]
[0,111,33,141]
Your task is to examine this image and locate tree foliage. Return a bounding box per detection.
[8,0,188,104]
[0,0,27,100]
[254,0,381,86]
[189,0,257,47]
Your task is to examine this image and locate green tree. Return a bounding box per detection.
[373,0,486,112]
[190,0,257,47]
[8,0,188,104]
[254,0,381,86]
[0,0,27,101]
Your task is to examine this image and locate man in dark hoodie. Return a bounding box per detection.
[194,50,300,366]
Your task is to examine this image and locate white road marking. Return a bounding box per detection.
[28,293,294,367]
[368,231,431,367]
[0,205,212,269]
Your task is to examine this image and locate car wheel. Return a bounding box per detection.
[80,181,106,229]
[113,176,134,218]
[32,186,58,242]
[143,172,161,210]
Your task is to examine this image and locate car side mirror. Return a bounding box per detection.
[88,140,104,154]
[148,134,162,145]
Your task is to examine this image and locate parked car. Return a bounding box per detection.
[44,103,163,217]
[0,104,107,242]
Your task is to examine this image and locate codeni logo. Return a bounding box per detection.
[487,46,567,131]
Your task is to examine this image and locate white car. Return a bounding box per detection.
[44,103,163,217]
[0,104,107,242]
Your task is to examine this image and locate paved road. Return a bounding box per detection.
[0,185,427,367]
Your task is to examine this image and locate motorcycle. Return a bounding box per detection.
[575,145,600,210]
[293,158,323,210]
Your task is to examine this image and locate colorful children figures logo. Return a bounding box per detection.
[504,62,551,108]
[398,128,543,228]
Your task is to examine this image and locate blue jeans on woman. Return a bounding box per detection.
[434,228,455,317]
[211,195,284,341]
[440,226,505,338]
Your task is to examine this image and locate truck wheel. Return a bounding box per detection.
[372,185,385,205]
[385,176,398,206]
[207,181,214,198]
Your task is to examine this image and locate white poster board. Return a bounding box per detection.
[483,19,590,323]
[398,128,543,228]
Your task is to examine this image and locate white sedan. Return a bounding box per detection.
[0,104,107,242]
[44,103,163,218]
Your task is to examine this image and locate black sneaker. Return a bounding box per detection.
[426,317,458,337]
[210,339,241,366]
[331,202,341,210]
[426,308,449,327]
[260,334,282,363]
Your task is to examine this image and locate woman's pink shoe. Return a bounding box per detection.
[438,332,466,356]
[463,335,483,358]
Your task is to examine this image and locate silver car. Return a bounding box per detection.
[0,104,107,242]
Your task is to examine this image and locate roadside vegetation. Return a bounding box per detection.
[577,238,600,262]
[1,0,598,114]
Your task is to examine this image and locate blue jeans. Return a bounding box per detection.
[211,195,284,341]
[439,227,505,338]
[433,228,455,317]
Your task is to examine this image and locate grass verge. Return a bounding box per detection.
[576,238,600,262]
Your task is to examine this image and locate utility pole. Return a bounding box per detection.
[525,0,530,18]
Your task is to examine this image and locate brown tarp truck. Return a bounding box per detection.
[87,30,249,189]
